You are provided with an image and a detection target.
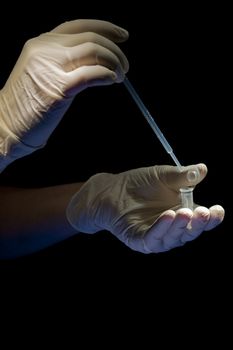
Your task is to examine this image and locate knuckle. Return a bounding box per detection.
[84,41,99,55]
[85,31,99,43]
[23,38,36,50]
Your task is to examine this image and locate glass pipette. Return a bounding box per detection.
[123,76,197,210]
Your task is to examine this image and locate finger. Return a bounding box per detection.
[66,42,127,78]
[163,208,193,249]
[41,32,129,73]
[66,65,117,96]
[204,205,225,231]
[143,210,175,253]
[181,206,210,243]
[155,163,208,191]
[51,19,129,43]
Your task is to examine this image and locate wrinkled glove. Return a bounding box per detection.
[66,164,225,253]
[0,19,129,171]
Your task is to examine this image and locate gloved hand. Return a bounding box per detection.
[0,19,129,171]
[66,163,225,253]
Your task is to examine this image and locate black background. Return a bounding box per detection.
[0,2,231,303]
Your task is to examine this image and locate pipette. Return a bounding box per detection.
[123,76,197,210]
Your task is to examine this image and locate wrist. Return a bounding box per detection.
[66,173,115,234]
[0,129,41,174]
[0,134,41,173]
[0,92,44,172]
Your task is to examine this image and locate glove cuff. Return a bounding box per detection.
[0,132,44,173]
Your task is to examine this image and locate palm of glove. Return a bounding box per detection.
[98,167,180,231]
[67,164,224,253]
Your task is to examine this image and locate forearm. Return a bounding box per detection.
[0,182,84,259]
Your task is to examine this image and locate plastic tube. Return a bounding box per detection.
[123,76,182,170]
[123,76,199,209]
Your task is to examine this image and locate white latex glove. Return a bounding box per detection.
[66,164,225,253]
[0,19,129,171]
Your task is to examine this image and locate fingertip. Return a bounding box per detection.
[197,163,208,177]
[193,205,210,213]
[203,205,225,231]
[111,71,117,81]
[66,66,118,96]
[114,67,126,83]
[209,204,225,220]
[176,208,193,219]
[113,26,129,42]
[159,209,176,221]
[193,206,210,222]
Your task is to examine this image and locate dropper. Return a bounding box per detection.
[123,76,198,210]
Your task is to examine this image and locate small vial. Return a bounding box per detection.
[179,167,200,210]
[180,187,194,210]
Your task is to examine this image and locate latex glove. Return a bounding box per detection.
[0,19,129,171]
[66,164,225,253]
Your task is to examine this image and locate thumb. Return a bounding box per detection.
[66,66,117,96]
[155,163,208,191]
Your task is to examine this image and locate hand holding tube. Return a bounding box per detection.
[66,163,225,253]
